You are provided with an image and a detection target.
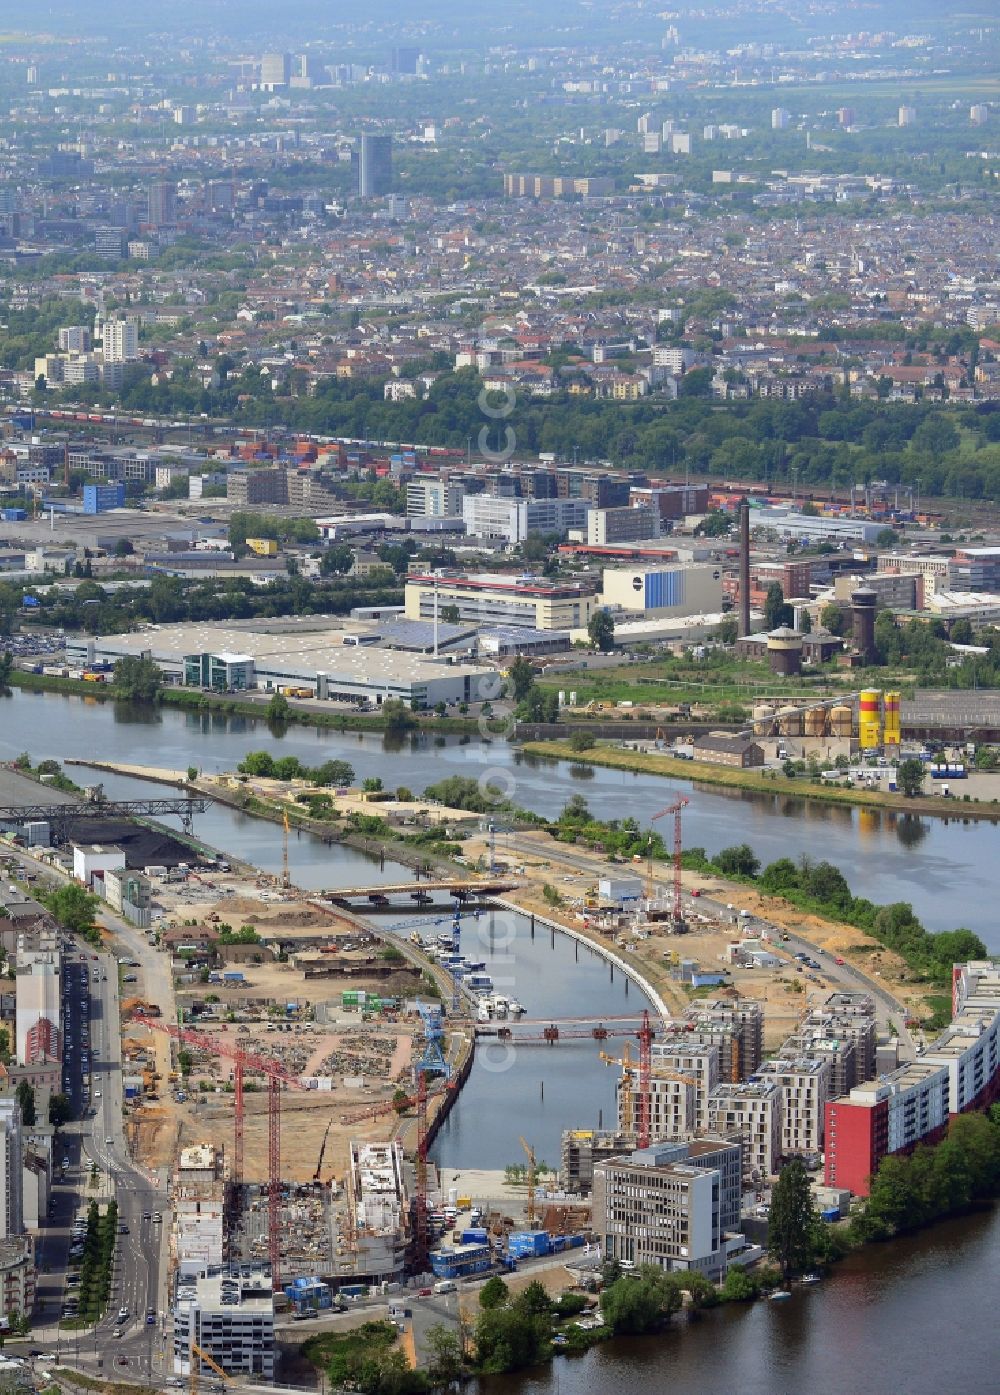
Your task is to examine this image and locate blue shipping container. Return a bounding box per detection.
[508,1231,551,1258]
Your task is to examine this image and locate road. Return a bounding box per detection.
[8,846,175,1386]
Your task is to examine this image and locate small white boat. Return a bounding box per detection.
[800,1273,822,1285]
[769,1289,792,1302]
[509,999,526,1017]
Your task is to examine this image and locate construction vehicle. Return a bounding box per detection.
[190,1342,232,1395]
[519,1136,537,1229]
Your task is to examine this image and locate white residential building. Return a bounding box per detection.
[754,1057,831,1157]
[707,1080,783,1183]
[461,495,590,544]
[102,317,140,363]
[405,478,465,520]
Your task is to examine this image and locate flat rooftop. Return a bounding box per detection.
[0,768,78,810]
[75,623,492,684]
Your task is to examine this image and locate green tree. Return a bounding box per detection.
[587,609,616,652]
[897,758,925,798]
[187,765,198,782]
[601,1265,681,1334]
[714,844,760,878]
[720,1266,760,1301]
[48,1093,73,1127]
[383,699,417,730]
[266,692,290,722]
[820,603,848,636]
[507,656,536,702]
[423,1324,465,1387]
[440,604,461,624]
[768,1157,817,1279]
[764,583,793,630]
[514,1281,552,1316]
[474,1303,551,1374]
[362,777,384,792]
[569,731,596,752]
[15,1080,35,1127]
[43,883,99,938]
[112,655,163,703]
[313,759,355,787]
[715,616,739,644]
[478,1276,509,1311]
[679,366,714,397]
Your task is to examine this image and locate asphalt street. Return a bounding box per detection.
[10,846,175,1386]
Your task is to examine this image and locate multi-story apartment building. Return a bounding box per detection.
[0,1237,34,1327]
[707,1080,783,1183]
[825,1061,949,1197]
[260,51,291,87]
[876,552,952,600]
[948,547,1000,592]
[147,180,177,227]
[780,1028,857,1102]
[102,317,140,363]
[405,478,465,519]
[15,952,59,1065]
[226,468,288,507]
[684,1000,764,1080]
[650,1041,720,1132]
[825,962,1000,1196]
[0,1099,24,1238]
[754,1057,830,1158]
[587,506,661,546]
[356,133,393,197]
[629,482,708,519]
[812,993,879,1082]
[461,495,590,544]
[560,1129,632,1194]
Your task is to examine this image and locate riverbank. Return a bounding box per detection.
[519,740,1000,823]
[8,668,496,736]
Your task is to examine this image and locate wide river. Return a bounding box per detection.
[1,689,997,1392]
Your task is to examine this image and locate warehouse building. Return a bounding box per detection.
[65,624,499,709]
[600,563,724,617]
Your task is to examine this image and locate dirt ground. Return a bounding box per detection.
[462,827,924,1031]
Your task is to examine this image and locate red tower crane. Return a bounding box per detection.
[651,796,689,930]
[132,1014,304,1286]
[635,1009,655,1149]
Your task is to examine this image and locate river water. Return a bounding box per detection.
[1,689,995,947]
[2,690,998,1392]
[479,1203,1000,1395]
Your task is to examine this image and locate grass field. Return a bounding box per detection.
[536,659,915,711]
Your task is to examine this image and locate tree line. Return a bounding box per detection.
[683,843,985,988]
